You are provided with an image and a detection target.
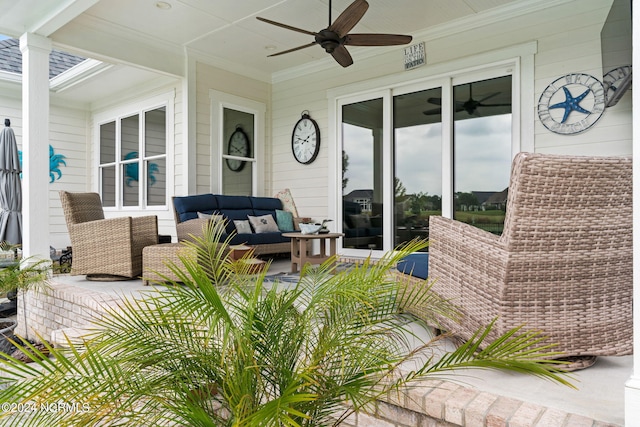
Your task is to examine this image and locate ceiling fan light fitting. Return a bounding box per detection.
[258,0,411,67]
[319,40,339,53]
[315,29,342,53]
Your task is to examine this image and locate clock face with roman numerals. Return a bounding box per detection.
[226,127,250,171]
[291,114,320,164]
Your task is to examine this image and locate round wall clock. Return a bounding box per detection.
[226,126,250,172]
[537,73,606,135]
[291,111,320,164]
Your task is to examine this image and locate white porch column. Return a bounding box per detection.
[626,3,640,425]
[181,51,197,195]
[19,33,51,261]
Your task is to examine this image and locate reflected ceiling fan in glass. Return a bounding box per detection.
[257,0,412,68]
[423,83,511,116]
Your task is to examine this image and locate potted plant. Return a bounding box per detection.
[0,242,49,355]
[0,222,572,426]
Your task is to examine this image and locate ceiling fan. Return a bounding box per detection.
[423,84,511,116]
[257,0,412,68]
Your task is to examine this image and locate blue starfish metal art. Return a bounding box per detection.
[549,86,592,123]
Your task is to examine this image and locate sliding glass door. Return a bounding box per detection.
[339,69,514,255]
[393,88,442,249]
[342,98,384,250]
[453,75,512,235]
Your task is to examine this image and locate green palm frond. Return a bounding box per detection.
[421,320,575,387]
[0,256,50,294]
[0,241,16,252]
[0,221,574,426]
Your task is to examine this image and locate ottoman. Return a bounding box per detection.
[142,243,197,285]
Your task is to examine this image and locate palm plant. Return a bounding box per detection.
[0,242,50,297]
[0,221,572,426]
[0,242,50,354]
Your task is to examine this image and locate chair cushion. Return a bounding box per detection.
[174,194,217,223]
[215,195,253,210]
[197,212,224,224]
[251,196,283,211]
[228,232,290,246]
[248,214,279,233]
[275,209,295,232]
[233,220,252,234]
[397,253,429,280]
[219,209,254,234]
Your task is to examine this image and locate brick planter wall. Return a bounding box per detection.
[14,278,621,427]
[15,279,118,342]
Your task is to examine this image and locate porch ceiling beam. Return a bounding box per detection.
[52,19,185,77]
[29,0,99,36]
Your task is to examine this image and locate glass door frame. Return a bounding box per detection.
[448,67,516,217]
[336,89,390,258]
[331,60,524,259]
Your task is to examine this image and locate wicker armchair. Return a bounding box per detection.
[405,153,632,365]
[59,191,158,280]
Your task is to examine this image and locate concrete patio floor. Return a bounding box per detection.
[13,257,631,426]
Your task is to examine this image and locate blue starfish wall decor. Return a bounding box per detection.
[537,73,606,135]
[548,86,592,123]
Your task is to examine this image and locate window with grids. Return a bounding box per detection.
[99,106,167,208]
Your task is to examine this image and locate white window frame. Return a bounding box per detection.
[210,90,266,195]
[94,90,175,212]
[329,42,536,258]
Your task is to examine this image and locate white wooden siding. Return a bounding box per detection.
[48,107,88,249]
[270,0,628,223]
[195,62,270,195]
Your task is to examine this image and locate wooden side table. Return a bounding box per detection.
[282,232,344,273]
[228,244,253,261]
[228,244,267,275]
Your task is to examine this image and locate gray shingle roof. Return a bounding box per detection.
[0,38,86,79]
[344,189,374,200]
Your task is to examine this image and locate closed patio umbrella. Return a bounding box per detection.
[0,119,22,246]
